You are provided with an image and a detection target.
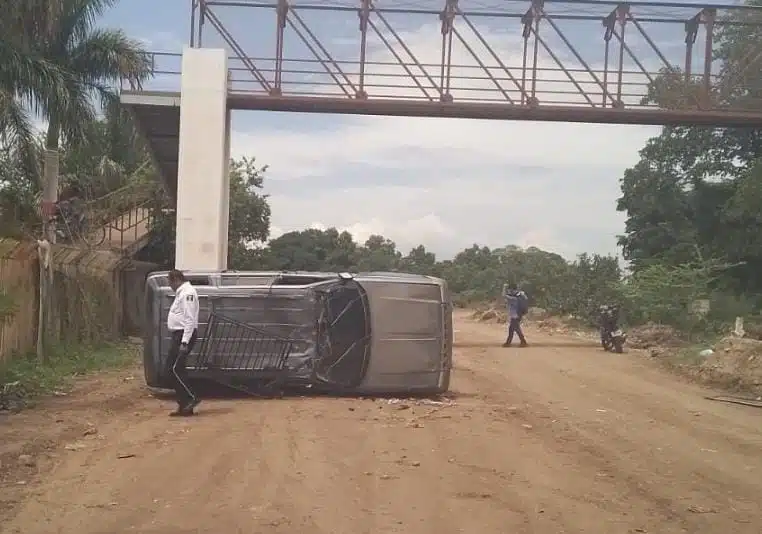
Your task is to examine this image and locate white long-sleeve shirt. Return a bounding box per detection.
[167,281,199,343]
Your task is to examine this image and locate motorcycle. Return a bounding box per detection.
[599,304,626,353]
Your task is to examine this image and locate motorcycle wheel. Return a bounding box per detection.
[601,335,612,351]
[612,337,624,354]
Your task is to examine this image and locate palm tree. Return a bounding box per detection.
[30,0,152,151]
[2,0,152,180]
[0,0,74,180]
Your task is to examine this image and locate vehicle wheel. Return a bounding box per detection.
[144,362,172,389]
[613,338,624,354]
[81,221,106,247]
[601,336,612,351]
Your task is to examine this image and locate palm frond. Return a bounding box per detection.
[0,41,73,111]
[54,0,120,49]
[49,75,98,147]
[0,90,41,186]
[68,28,151,88]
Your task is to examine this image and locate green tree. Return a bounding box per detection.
[1,0,153,237]
[400,245,436,274]
[356,235,401,271]
[139,157,271,268]
[27,0,151,152]
[618,0,762,292]
[264,228,358,272]
[0,0,75,176]
[0,139,43,235]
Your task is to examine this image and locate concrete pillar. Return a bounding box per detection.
[219,107,232,266]
[175,48,231,271]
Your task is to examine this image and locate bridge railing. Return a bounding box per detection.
[128,0,762,115]
[85,181,167,253]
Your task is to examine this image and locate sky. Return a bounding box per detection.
[99,0,730,260]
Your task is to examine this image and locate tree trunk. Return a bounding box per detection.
[39,118,61,363]
[42,115,61,242]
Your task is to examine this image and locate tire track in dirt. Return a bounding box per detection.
[455,350,694,532]
[455,315,762,533]
[2,315,762,534]
[451,351,689,533]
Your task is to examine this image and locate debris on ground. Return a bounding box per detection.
[386,397,455,407]
[533,316,575,335]
[689,337,762,396]
[472,307,507,324]
[0,381,29,413]
[17,454,35,468]
[526,307,548,320]
[627,323,684,349]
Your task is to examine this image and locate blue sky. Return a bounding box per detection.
[101,0,733,259]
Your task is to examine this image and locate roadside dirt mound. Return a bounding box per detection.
[472,307,507,324]
[628,323,684,349]
[473,306,551,325]
[693,337,762,396]
[525,307,549,320]
[534,316,572,333]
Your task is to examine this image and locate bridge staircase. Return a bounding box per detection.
[79,180,169,257]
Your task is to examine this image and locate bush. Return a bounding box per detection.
[616,260,754,335]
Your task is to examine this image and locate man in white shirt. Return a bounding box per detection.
[166,269,201,416]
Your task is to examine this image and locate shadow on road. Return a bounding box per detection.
[148,381,452,402]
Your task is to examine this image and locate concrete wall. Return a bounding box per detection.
[175,48,231,271]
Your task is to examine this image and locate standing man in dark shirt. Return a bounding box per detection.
[166,269,201,416]
[502,282,529,348]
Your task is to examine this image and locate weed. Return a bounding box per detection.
[0,342,138,411]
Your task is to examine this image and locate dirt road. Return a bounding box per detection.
[2,312,761,534]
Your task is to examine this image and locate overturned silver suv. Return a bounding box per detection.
[143,271,453,395]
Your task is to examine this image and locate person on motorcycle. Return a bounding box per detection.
[598,303,626,353]
[502,282,529,348]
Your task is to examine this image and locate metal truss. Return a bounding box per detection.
[148,0,762,126]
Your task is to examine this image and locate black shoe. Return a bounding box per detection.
[169,409,193,417]
[502,341,511,347]
[519,341,529,348]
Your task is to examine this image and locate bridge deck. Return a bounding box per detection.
[121,92,180,199]
[121,89,762,198]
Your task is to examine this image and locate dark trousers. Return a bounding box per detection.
[166,329,198,406]
[507,317,527,345]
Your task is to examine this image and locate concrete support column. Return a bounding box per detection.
[175,48,230,271]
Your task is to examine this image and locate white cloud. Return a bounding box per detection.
[229,19,661,260]
[139,31,185,52]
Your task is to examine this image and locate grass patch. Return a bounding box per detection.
[0,342,138,411]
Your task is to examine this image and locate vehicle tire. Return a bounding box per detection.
[81,221,106,248]
[144,353,172,389]
[613,338,624,354]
